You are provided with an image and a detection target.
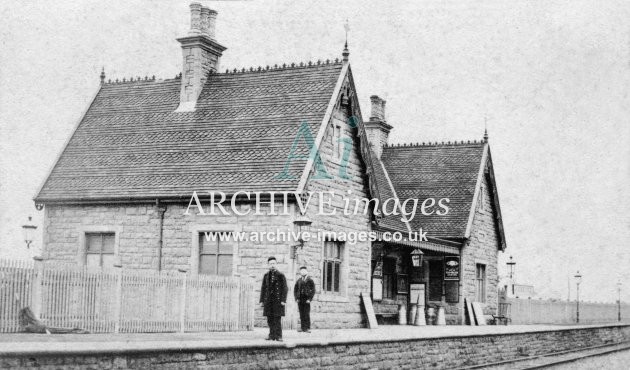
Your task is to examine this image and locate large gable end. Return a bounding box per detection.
[296,64,383,204]
[465,145,507,251]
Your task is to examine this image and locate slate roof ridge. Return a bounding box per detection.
[222,58,343,74]
[102,74,177,85]
[100,58,343,85]
[384,139,486,148]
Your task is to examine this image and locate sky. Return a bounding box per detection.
[1,0,629,303]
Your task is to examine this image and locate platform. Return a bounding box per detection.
[1,324,629,369]
[0,324,626,355]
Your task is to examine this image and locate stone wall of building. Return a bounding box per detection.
[297,99,372,328]
[461,167,502,317]
[4,325,629,369]
[41,86,374,329]
[43,202,295,328]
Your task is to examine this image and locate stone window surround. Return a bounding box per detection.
[189,224,241,276]
[475,261,488,303]
[76,225,122,266]
[318,236,350,303]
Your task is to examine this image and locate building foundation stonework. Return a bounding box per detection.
[2,325,629,369]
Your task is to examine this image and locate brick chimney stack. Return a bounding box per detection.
[175,2,226,112]
[364,95,393,158]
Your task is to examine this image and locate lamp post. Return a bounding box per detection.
[574,271,582,323]
[506,256,516,296]
[21,216,37,249]
[618,281,622,322]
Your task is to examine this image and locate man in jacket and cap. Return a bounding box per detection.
[259,256,288,341]
[293,265,315,332]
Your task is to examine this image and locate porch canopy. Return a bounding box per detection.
[372,231,460,255]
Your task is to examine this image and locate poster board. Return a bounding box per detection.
[372,278,383,301]
[409,283,425,306]
[471,302,487,325]
[444,256,460,281]
[397,274,409,294]
[465,298,475,325]
[445,281,459,303]
[361,292,378,329]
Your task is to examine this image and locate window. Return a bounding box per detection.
[322,240,343,293]
[382,257,396,299]
[85,233,115,268]
[475,264,487,303]
[479,185,486,211]
[333,125,342,158]
[198,232,234,276]
[329,123,334,149]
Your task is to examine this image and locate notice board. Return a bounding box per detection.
[361,292,378,329]
[472,302,487,325]
[372,278,383,301]
[444,256,460,281]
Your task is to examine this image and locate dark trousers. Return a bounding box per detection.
[298,301,311,330]
[266,315,282,339]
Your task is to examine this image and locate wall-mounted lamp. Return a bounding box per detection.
[411,248,424,267]
[21,216,37,249]
[291,213,312,259]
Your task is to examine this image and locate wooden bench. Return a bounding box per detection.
[373,303,399,324]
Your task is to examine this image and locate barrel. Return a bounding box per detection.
[426,306,436,325]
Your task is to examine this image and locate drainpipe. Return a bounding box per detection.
[156,199,167,272]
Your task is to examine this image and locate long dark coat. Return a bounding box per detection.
[260,269,288,317]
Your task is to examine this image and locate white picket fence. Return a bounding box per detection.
[0,258,255,333]
[505,297,630,325]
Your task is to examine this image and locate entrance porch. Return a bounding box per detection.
[370,235,465,325]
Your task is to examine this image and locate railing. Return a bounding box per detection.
[504,297,630,325]
[0,258,255,333]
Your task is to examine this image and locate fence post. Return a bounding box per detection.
[30,256,44,319]
[234,273,241,331]
[179,269,187,333]
[249,275,256,330]
[113,262,123,333]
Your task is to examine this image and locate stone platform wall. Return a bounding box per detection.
[2,325,629,369]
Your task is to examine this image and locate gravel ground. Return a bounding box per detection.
[544,349,630,370]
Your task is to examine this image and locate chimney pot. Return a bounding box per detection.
[370,95,386,121]
[207,9,218,40]
[189,2,202,35]
[200,7,210,36]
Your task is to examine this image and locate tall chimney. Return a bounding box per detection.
[175,3,226,112]
[364,95,393,158]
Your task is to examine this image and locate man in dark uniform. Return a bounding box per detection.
[259,256,287,341]
[293,266,315,333]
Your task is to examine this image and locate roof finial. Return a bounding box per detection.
[342,19,350,63]
[100,67,106,84]
[484,115,489,143]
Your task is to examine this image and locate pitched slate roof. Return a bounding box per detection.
[368,148,407,232]
[378,141,487,238]
[35,62,344,202]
